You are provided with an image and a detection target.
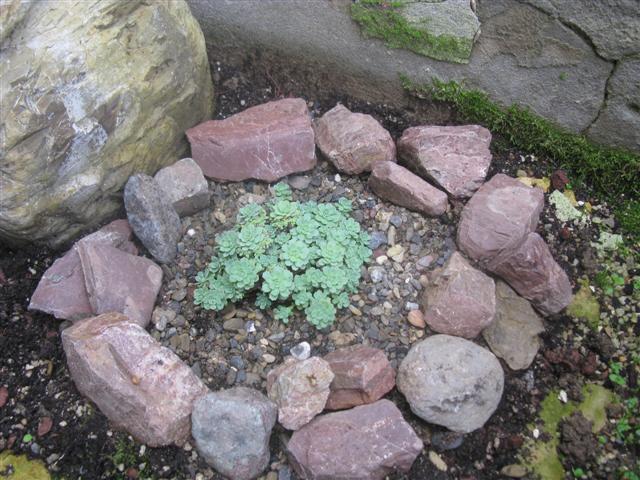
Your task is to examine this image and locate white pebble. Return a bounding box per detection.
[187,228,196,237]
[558,390,568,403]
[334,174,341,183]
[533,428,540,439]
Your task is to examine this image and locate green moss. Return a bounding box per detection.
[0,452,50,480]
[350,0,472,64]
[400,76,640,238]
[566,280,601,330]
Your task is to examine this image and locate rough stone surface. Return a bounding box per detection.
[186,98,316,182]
[368,161,448,216]
[266,357,334,430]
[29,220,137,321]
[482,281,545,370]
[192,387,277,480]
[397,334,504,433]
[421,252,496,339]
[0,0,213,247]
[287,400,423,480]
[77,242,162,328]
[153,158,211,216]
[398,125,492,198]
[489,232,573,316]
[124,174,181,264]
[61,312,207,447]
[457,174,544,269]
[313,104,396,174]
[323,345,395,410]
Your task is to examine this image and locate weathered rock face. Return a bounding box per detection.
[457,174,544,269]
[153,158,211,216]
[314,104,396,174]
[0,0,213,248]
[421,252,496,339]
[266,357,334,430]
[77,242,162,327]
[29,220,137,321]
[192,388,277,480]
[397,335,504,433]
[186,98,316,182]
[482,281,545,370]
[61,313,207,447]
[323,345,395,410]
[490,233,573,316]
[368,161,449,216]
[287,400,423,480]
[398,125,493,198]
[124,174,182,264]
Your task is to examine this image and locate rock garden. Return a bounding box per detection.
[1,2,639,480]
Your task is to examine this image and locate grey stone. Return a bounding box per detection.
[290,342,311,361]
[397,334,504,433]
[369,231,387,250]
[124,174,181,264]
[0,0,212,247]
[192,387,277,480]
[482,281,545,370]
[154,158,211,216]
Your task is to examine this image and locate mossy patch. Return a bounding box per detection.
[520,384,617,479]
[566,280,600,330]
[0,452,50,480]
[400,76,640,238]
[549,190,585,223]
[350,0,475,64]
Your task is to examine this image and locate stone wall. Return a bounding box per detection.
[187,0,639,153]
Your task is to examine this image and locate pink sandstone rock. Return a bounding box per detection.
[29,220,137,321]
[323,345,395,410]
[421,252,496,339]
[313,104,396,174]
[489,232,573,316]
[397,125,492,198]
[457,174,544,269]
[62,312,207,447]
[287,399,423,480]
[266,357,334,430]
[368,161,448,216]
[77,242,162,328]
[186,98,316,182]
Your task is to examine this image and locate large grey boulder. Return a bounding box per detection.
[192,388,277,480]
[397,335,504,433]
[0,0,212,248]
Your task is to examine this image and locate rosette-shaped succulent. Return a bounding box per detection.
[262,265,294,301]
[305,291,336,329]
[281,238,312,271]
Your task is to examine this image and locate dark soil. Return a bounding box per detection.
[1,57,637,480]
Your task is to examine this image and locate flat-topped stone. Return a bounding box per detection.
[368,161,448,216]
[154,158,210,216]
[186,98,316,182]
[398,125,492,198]
[62,312,207,447]
[314,104,395,174]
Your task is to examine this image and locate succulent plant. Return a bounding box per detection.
[194,182,371,329]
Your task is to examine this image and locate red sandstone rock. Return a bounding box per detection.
[287,400,423,480]
[62,313,207,447]
[489,232,573,316]
[421,252,496,338]
[314,104,396,174]
[398,125,492,198]
[186,98,316,182]
[77,242,162,328]
[457,174,544,269]
[368,161,448,216]
[323,345,395,410]
[29,220,137,321]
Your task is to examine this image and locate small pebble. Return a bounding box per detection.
[263,354,276,363]
[290,341,311,360]
[407,310,426,328]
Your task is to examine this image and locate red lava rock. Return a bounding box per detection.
[489,232,573,316]
[62,312,207,446]
[287,400,423,480]
[46,330,58,339]
[186,98,316,182]
[0,386,8,408]
[397,125,493,198]
[323,345,395,410]
[125,467,139,479]
[559,227,571,240]
[7,434,16,449]
[314,104,396,175]
[505,434,524,450]
[551,170,570,190]
[544,348,565,364]
[37,416,53,437]
[368,161,449,217]
[581,352,598,376]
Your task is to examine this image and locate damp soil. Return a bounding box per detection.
[0,57,637,480]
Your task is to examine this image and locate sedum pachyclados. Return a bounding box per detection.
[194,183,371,329]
